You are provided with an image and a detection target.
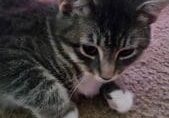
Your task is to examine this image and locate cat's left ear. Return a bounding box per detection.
[137,0,169,24]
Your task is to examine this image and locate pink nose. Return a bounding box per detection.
[101,70,114,80]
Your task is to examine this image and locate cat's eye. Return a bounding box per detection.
[118,48,136,60]
[81,44,98,58]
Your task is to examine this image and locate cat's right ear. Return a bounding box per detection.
[37,0,72,14]
[57,0,73,14]
[72,0,92,16]
[58,0,99,17]
[57,0,92,16]
[136,0,169,24]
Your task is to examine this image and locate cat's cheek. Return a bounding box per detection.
[77,73,103,97]
[106,90,134,113]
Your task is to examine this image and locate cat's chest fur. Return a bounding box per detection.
[77,72,103,97]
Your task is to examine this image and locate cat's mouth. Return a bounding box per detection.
[75,72,119,96]
[81,71,119,84]
[94,74,119,83]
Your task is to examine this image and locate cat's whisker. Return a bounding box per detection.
[69,77,86,100]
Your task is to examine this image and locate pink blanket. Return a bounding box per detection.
[116,5,169,118]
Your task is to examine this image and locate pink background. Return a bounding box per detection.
[116,5,169,118]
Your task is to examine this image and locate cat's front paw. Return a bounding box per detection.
[106,90,134,113]
[63,107,79,118]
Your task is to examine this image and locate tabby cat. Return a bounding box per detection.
[0,0,168,118]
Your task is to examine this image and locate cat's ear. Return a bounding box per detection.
[58,0,89,16]
[72,0,92,16]
[57,0,73,14]
[136,0,169,24]
[37,0,72,14]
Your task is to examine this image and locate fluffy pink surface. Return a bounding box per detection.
[116,5,169,118]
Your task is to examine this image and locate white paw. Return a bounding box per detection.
[63,108,79,118]
[106,90,134,113]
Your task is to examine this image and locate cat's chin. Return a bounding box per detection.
[76,72,102,97]
[76,72,118,97]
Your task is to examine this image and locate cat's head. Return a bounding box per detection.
[56,0,168,82]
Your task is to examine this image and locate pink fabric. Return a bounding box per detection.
[116,5,169,118]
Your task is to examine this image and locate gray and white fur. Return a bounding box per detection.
[0,0,168,117]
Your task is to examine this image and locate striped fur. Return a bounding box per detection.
[0,0,167,118]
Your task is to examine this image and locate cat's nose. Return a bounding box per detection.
[101,71,114,80]
[100,62,115,80]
